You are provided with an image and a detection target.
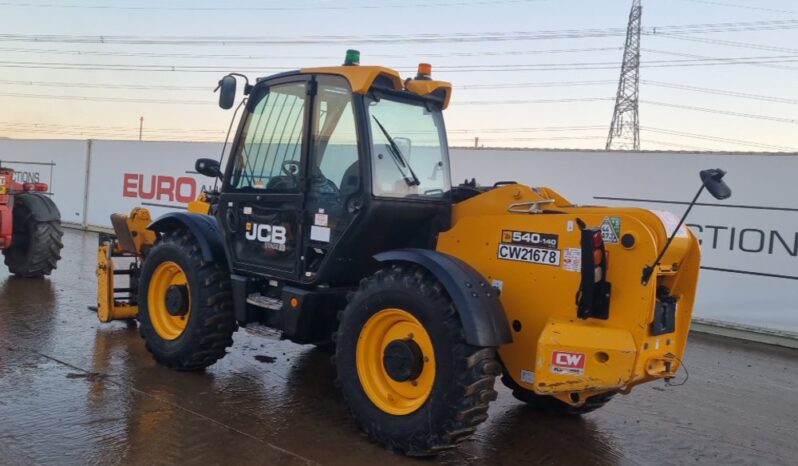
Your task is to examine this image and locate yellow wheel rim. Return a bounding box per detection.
[148,261,190,340]
[356,308,436,415]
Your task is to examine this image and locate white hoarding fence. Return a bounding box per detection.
[5,139,797,337]
[0,139,88,226]
[450,149,798,334]
[85,140,222,229]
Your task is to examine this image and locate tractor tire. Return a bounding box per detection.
[3,201,63,278]
[138,229,236,371]
[500,370,616,415]
[335,264,501,456]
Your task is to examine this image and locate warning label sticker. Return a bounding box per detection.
[562,247,582,272]
[550,350,586,376]
[520,370,535,384]
[600,216,621,243]
[650,209,688,238]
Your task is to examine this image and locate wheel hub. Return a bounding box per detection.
[164,284,189,316]
[383,338,424,382]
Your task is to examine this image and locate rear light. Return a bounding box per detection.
[21,182,48,192]
[593,249,603,266]
[592,231,603,248]
[576,222,612,320]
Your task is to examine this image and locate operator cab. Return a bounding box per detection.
[208,51,454,287]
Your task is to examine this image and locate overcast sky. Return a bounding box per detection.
[1,0,797,151]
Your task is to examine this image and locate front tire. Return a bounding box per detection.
[335,265,501,456]
[138,230,236,371]
[3,199,63,278]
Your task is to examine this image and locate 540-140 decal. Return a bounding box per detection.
[498,229,561,266]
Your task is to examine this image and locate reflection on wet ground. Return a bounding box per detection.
[1,229,796,465]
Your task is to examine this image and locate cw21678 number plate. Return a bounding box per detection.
[498,244,561,266]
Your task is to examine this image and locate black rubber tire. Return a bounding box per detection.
[335,264,501,456]
[500,370,616,415]
[3,202,63,278]
[138,229,236,371]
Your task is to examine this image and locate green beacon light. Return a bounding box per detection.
[344,49,360,66]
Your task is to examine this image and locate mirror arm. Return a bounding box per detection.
[641,184,705,286]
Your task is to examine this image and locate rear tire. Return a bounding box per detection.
[500,370,615,415]
[3,200,63,278]
[335,265,501,456]
[138,229,236,371]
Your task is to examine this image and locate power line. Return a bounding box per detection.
[2,20,798,46]
[448,125,606,133]
[456,97,613,105]
[642,100,798,124]
[450,135,605,142]
[459,80,616,89]
[2,121,224,134]
[3,120,606,136]
[0,45,621,61]
[0,0,547,12]
[4,91,795,127]
[656,34,798,56]
[461,79,798,105]
[642,138,716,151]
[677,0,798,15]
[0,79,211,91]
[0,78,618,92]
[642,127,798,151]
[642,46,798,71]
[642,80,798,105]
[5,55,798,74]
[0,91,210,105]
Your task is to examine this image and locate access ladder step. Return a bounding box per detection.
[242,323,282,340]
[246,293,283,311]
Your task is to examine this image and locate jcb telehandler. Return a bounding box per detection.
[95,50,731,455]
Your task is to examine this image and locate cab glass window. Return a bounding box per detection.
[366,95,450,198]
[311,79,359,195]
[229,82,307,191]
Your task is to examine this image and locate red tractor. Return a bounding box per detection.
[0,163,63,277]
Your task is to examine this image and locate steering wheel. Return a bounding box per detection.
[282,160,301,176]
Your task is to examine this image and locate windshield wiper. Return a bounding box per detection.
[372,116,420,187]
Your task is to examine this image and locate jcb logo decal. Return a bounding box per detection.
[245,223,287,246]
[550,350,586,376]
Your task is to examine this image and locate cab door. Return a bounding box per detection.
[218,77,311,278]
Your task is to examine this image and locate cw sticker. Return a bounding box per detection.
[550,350,586,376]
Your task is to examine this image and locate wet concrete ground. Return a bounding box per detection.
[1,229,797,466]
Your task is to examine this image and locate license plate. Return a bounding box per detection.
[498,244,561,266]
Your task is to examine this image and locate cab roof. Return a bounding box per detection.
[299,65,452,109]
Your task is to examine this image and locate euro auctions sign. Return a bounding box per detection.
[84,140,223,228]
[122,173,199,204]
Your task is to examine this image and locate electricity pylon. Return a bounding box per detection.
[606,0,642,151]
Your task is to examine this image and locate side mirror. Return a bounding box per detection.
[195,158,222,179]
[700,168,732,200]
[217,75,237,110]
